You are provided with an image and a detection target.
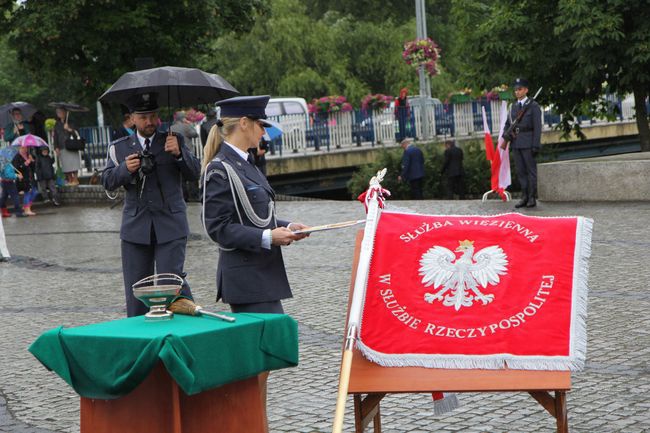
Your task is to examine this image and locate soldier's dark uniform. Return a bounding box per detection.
[503,78,542,208]
[102,93,201,316]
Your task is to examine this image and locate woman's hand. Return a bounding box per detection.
[271,227,301,246]
[287,222,310,240]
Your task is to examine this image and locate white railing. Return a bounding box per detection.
[412,104,436,139]
[328,111,354,148]
[453,102,474,136]
[372,109,396,145]
[269,114,307,153]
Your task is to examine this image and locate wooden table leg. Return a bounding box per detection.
[373,401,382,433]
[353,393,386,433]
[171,380,182,433]
[555,391,568,433]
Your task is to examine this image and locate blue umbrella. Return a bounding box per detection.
[262,120,283,141]
[0,146,18,173]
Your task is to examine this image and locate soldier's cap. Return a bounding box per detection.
[513,77,529,89]
[126,92,159,114]
[215,95,278,128]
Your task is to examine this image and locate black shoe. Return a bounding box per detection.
[514,197,528,208]
[53,200,60,206]
[526,197,537,208]
[15,213,27,218]
[0,256,9,262]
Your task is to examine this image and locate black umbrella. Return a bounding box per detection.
[0,102,37,127]
[98,66,239,107]
[48,102,89,112]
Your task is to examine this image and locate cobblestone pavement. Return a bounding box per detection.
[1,199,649,433]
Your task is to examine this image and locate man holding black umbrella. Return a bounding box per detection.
[102,92,200,317]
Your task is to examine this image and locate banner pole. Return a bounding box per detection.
[332,169,386,433]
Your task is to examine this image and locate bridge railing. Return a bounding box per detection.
[2,94,644,172]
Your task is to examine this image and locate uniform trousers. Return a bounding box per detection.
[230,301,284,314]
[513,148,538,197]
[409,178,424,200]
[121,234,192,317]
[445,175,465,199]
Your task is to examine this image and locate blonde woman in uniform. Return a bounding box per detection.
[201,95,309,314]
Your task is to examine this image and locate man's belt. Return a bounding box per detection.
[514,126,533,133]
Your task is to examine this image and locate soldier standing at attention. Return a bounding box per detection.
[102,92,200,316]
[502,78,542,208]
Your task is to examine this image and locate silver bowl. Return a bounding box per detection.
[132,273,183,321]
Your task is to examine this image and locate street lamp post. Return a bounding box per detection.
[415,0,432,140]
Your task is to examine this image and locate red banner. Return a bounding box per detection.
[359,211,592,370]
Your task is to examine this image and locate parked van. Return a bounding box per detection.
[265,97,309,118]
[265,97,310,153]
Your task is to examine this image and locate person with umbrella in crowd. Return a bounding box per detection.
[101,92,200,317]
[15,145,36,215]
[52,107,81,186]
[3,108,31,142]
[12,139,40,216]
[0,147,24,218]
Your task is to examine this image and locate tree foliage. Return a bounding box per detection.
[198,0,453,105]
[450,0,650,150]
[0,0,263,121]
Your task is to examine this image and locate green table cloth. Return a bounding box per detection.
[29,313,298,399]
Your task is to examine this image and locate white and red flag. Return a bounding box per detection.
[357,210,592,370]
[482,106,506,200]
[496,101,511,191]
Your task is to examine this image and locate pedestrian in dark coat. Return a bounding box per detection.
[398,138,425,199]
[101,92,201,317]
[441,140,465,199]
[502,77,542,208]
[201,95,310,314]
[35,147,59,205]
[200,109,217,147]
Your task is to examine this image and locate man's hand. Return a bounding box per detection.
[16,172,23,180]
[165,134,181,157]
[271,227,302,246]
[500,142,508,150]
[397,175,403,183]
[16,123,24,130]
[125,153,141,173]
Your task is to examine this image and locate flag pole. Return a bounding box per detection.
[332,169,386,433]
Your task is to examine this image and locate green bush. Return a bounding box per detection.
[347,140,500,199]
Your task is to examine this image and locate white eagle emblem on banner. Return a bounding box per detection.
[419,240,508,311]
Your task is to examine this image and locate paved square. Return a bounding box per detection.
[1,199,648,432]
